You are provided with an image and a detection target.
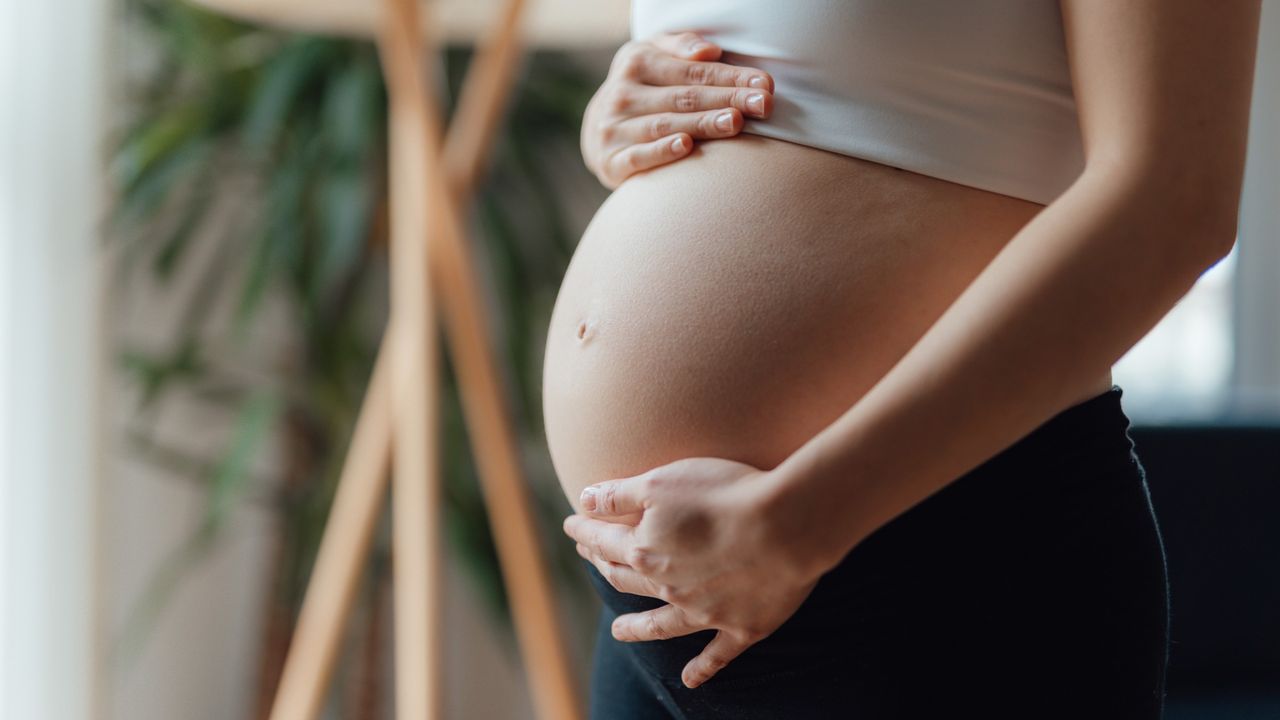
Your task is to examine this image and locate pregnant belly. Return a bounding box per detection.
[541,135,1045,510]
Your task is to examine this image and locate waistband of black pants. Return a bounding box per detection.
[983,383,1135,471]
[581,385,1137,617]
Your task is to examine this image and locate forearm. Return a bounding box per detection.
[770,163,1236,574]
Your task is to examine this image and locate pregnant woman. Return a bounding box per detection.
[543,1,1261,717]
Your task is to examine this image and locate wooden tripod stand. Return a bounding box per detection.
[251,0,584,717]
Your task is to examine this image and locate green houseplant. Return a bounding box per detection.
[108,0,606,713]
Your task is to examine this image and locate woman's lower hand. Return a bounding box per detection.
[562,457,831,689]
[582,31,775,189]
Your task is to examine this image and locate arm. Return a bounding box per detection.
[564,0,1263,689]
[769,0,1262,575]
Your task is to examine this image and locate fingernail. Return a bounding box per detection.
[747,93,765,116]
[748,76,768,89]
[690,41,714,54]
[580,487,598,511]
[714,111,734,132]
[670,136,687,153]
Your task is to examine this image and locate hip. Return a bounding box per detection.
[585,384,1170,718]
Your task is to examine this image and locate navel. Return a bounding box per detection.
[576,317,596,343]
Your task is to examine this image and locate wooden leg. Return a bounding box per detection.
[266,344,394,720]
[381,2,442,718]
[406,4,585,719]
[268,0,583,717]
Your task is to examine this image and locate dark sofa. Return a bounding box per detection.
[1129,424,1280,719]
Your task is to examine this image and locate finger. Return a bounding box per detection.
[581,471,662,517]
[634,54,773,91]
[562,514,637,565]
[649,30,723,61]
[626,84,772,118]
[600,133,692,187]
[577,543,666,597]
[682,631,751,688]
[612,108,744,145]
[612,605,704,642]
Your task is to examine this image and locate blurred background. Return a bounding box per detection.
[1,1,1276,719]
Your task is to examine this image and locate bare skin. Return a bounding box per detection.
[556,0,1261,690]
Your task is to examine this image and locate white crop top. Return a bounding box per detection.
[631,0,1087,205]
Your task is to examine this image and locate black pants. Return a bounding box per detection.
[585,385,1170,719]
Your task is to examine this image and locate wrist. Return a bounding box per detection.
[754,455,861,582]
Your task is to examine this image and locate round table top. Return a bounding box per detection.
[189,0,630,47]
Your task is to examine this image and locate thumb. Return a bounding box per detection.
[580,475,649,517]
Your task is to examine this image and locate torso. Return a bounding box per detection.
[543,0,1110,508]
[542,136,1113,509]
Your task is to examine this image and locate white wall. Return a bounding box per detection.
[1233,0,1280,412]
[0,1,110,718]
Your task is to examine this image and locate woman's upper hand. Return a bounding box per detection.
[582,31,775,189]
[562,456,833,689]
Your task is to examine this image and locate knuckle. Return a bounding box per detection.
[596,120,617,145]
[619,50,646,81]
[643,472,669,492]
[603,87,631,115]
[672,87,700,112]
[656,553,673,574]
[684,62,710,85]
[707,64,730,85]
[645,614,668,640]
[739,623,768,643]
[600,563,618,585]
[661,583,687,604]
[724,67,748,87]
[623,149,644,172]
[610,42,640,75]
[596,165,620,189]
[627,546,653,571]
[655,583,675,601]
[697,651,727,673]
[647,115,672,140]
